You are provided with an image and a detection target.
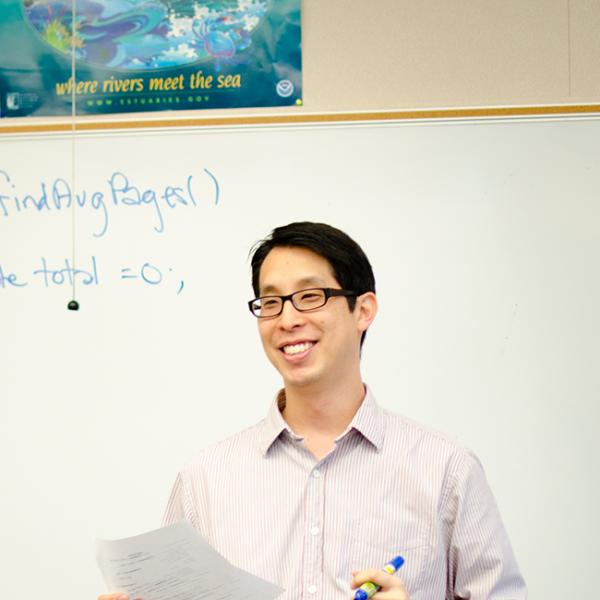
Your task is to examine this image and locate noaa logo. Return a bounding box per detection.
[276,79,294,98]
[6,93,20,110]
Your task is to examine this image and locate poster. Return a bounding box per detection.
[0,0,301,117]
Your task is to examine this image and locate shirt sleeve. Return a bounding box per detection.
[162,468,211,538]
[442,451,528,600]
[162,472,190,526]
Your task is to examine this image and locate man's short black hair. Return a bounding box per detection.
[250,222,376,348]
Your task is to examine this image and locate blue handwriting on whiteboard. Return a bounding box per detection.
[1,257,185,295]
[33,257,100,287]
[0,168,220,238]
[120,262,185,294]
[0,264,28,288]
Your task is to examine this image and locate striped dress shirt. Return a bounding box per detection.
[163,388,526,600]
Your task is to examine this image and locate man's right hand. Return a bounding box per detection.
[351,569,410,600]
[98,593,129,600]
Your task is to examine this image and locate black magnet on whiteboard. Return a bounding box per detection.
[67,300,80,311]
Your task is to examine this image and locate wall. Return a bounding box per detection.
[2,0,600,133]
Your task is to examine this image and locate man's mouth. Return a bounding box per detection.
[281,341,315,355]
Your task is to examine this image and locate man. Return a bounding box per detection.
[100,222,526,600]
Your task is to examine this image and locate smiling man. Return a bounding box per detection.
[100,222,526,600]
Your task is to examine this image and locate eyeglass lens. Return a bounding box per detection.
[252,288,327,317]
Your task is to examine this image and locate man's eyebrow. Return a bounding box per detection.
[260,276,328,295]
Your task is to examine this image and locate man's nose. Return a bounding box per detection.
[278,297,305,327]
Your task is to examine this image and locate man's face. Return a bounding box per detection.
[256,246,373,391]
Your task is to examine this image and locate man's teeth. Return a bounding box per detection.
[282,342,314,355]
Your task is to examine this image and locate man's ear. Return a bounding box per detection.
[355,292,378,333]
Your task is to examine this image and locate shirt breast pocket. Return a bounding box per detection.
[350,519,432,597]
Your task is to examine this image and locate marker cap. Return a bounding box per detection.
[387,555,404,570]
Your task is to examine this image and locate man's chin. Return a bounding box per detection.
[281,367,320,390]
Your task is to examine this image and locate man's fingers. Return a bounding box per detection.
[351,569,409,600]
[352,568,393,588]
[372,591,409,600]
[97,593,129,600]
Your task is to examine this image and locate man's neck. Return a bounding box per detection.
[280,375,366,459]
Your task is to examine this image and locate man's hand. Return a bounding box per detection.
[98,593,129,600]
[351,569,410,600]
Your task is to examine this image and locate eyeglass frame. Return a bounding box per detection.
[247,287,359,318]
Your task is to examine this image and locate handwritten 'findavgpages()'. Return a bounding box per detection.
[0,167,220,238]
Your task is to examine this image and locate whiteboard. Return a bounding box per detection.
[1,118,598,600]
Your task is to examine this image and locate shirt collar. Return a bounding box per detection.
[342,386,385,451]
[259,386,385,455]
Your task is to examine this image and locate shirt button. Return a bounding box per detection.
[307,585,317,594]
[312,469,321,478]
[310,525,320,535]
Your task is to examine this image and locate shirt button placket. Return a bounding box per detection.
[303,465,325,598]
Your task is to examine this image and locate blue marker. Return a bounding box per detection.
[354,555,405,600]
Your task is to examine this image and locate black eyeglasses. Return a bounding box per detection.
[248,287,358,318]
